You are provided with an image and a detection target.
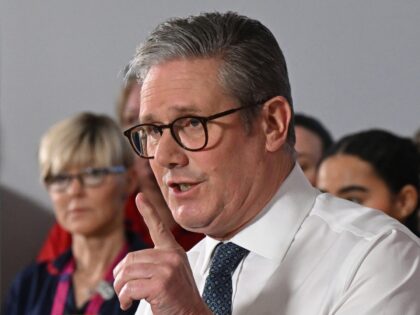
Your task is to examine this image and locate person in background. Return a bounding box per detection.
[113,11,420,315]
[414,128,420,154]
[4,113,146,314]
[317,129,420,236]
[294,113,333,185]
[36,73,203,263]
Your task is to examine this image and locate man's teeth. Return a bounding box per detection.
[179,184,191,191]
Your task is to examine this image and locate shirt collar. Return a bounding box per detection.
[201,163,319,273]
[200,237,222,274]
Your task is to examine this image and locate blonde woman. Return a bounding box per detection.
[4,113,146,314]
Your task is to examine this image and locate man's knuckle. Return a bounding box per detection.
[125,252,135,263]
[166,251,183,266]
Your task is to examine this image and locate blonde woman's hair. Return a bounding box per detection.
[39,112,134,181]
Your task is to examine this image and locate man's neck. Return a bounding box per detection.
[211,151,295,241]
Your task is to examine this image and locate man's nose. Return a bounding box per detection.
[153,131,188,169]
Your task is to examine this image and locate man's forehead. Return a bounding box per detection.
[138,58,230,122]
[139,104,202,122]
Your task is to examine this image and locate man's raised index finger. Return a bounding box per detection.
[136,193,180,249]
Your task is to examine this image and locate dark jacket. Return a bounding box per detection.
[3,232,147,315]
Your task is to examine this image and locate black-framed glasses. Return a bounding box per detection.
[123,105,258,159]
[44,165,126,193]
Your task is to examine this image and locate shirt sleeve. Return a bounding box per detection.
[332,229,420,315]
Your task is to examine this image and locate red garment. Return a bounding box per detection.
[37,194,204,262]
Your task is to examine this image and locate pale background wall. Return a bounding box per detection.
[1,0,420,302]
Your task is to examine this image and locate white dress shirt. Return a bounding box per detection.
[136,164,420,314]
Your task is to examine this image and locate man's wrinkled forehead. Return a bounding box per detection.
[139,105,202,124]
[139,77,204,123]
[138,58,226,123]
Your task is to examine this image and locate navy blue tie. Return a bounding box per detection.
[202,242,249,315]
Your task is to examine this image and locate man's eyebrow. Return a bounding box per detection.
[338,186,369,194]
[140,105,202,123]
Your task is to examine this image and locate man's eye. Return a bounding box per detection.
[180,118,202,130]
[188,118,201,127]
[145,125,161,136]
[151,126,161,134]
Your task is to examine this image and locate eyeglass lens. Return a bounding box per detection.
[131,117,207,158]
[46,166,125,192]
[125,104,259,158]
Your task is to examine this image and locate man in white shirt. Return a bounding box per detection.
[113,11,420,315]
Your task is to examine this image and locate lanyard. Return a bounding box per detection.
[51,244,128,315]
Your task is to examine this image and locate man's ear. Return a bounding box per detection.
[392,184,418,222]
[261,96,292,152]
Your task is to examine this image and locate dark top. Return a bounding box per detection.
[3,232,147,315]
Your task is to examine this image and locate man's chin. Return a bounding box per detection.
[172,208,209,232]
[174,216,208,232]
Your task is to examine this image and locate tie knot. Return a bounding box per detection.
[209,242,249,275]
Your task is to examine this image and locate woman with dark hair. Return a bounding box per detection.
[294,113,333,185]
[317,129,419,236]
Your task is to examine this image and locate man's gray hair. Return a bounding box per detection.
[128,11,295,144]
